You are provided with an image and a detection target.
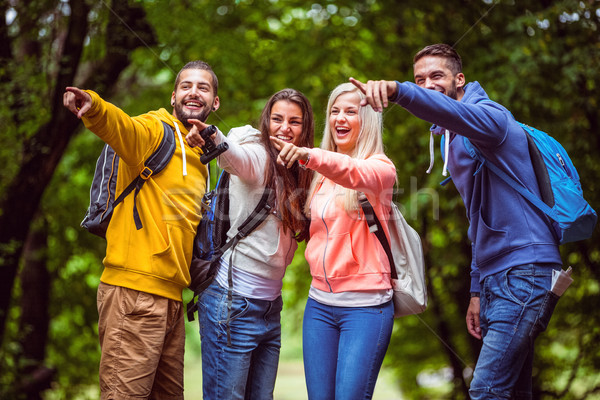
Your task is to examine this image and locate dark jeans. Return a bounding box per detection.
[469,264,561,400]
[197,281,283,400]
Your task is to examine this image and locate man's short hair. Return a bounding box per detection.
[174,61,219,96]
[414,44,462,76]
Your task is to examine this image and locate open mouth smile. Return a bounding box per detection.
[335,126,351,137]
[276,134,293,142]
[184,100,205,110]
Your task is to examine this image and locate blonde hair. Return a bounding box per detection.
[305,83,384,214]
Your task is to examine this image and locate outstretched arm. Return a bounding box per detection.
[349,77,397,112]
[186,119,210,148]
[272,136,395,197]
[63,87,93,118]
[269,136,310,168]
[189,123,266,184]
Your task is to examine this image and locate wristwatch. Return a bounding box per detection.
[470,292,480,298]
[298,153,310,169]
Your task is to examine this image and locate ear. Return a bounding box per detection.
[171,92,176,107]
[211,96,220,112]
[455,73,466,89]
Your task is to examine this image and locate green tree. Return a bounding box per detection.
[0,0,158,397]
[1,0,598,398]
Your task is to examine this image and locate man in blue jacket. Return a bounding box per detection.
[351,43,562,399]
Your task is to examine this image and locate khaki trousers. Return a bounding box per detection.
[97,282,185,400]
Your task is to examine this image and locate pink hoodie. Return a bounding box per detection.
[304,148,397,293]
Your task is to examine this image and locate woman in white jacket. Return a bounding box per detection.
[186,88,314,400]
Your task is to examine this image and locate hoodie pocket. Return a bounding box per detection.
[473,209,509,265]
[323,232,362,278]
[151,223,194,282]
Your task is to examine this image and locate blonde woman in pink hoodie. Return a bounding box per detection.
[271,82,397,399]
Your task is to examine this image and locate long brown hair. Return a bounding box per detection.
[259,89,314,242]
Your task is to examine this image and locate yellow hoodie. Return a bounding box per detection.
[82,91,208,301]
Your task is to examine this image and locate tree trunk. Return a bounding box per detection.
[0,0,157,353]
[16,215,56,400]
[0,0,89,350]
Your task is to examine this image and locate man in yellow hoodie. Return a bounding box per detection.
[63,61,219,400]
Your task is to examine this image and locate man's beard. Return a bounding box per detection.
[174,101,211,129]
[447,81,458,100]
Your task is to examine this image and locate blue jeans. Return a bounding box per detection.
[197,281,283,400]
[302,297,394,400]
[469,264,561,400]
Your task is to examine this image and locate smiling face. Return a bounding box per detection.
[171,69,220,128]
[329,91,362,155]
[269,100,304,146]
[413,55,465,100]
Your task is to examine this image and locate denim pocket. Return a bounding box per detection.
[530,290,559,339]
[224,296,250,322]
[505,268,535,305]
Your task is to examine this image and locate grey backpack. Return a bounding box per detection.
[81,121,176,238]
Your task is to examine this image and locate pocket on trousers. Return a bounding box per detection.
[127,290,156,316]
[200,285,251,324]
[97,283,114,307]
[530,290,559,339]
[222,295,250,323]
[505,268,535,305]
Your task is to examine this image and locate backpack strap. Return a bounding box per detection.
[108,121,176,230]
[463,136,559,222]
[186,179,275,345]
[222,184,274,345]
[133,122,176,229]
[219,186,273,254]
[212,171,231,252]
[358,194,398,280]
[185,256,220,322]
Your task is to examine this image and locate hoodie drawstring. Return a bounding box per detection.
[425,129,450,177]
[426,131,435,174]
[442,129,450,177]
[172,120,188,176]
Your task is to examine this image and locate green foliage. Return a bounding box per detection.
[37,132,105,398]
[1,0,600,398]
[0,284,24,398]
[280,242,312,359]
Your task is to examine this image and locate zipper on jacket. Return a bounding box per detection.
[319,191,334,292]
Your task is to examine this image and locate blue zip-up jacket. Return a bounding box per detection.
[391,81,561,292]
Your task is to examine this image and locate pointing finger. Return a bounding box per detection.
[349,77,366,93]
[269,136,284,151]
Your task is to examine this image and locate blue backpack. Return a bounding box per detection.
[187,170,273,323]
[462,123,597,244]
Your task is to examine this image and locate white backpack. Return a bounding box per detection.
[359,196,427,317]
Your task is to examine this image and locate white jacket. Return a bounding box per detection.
[214,125,297,281]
